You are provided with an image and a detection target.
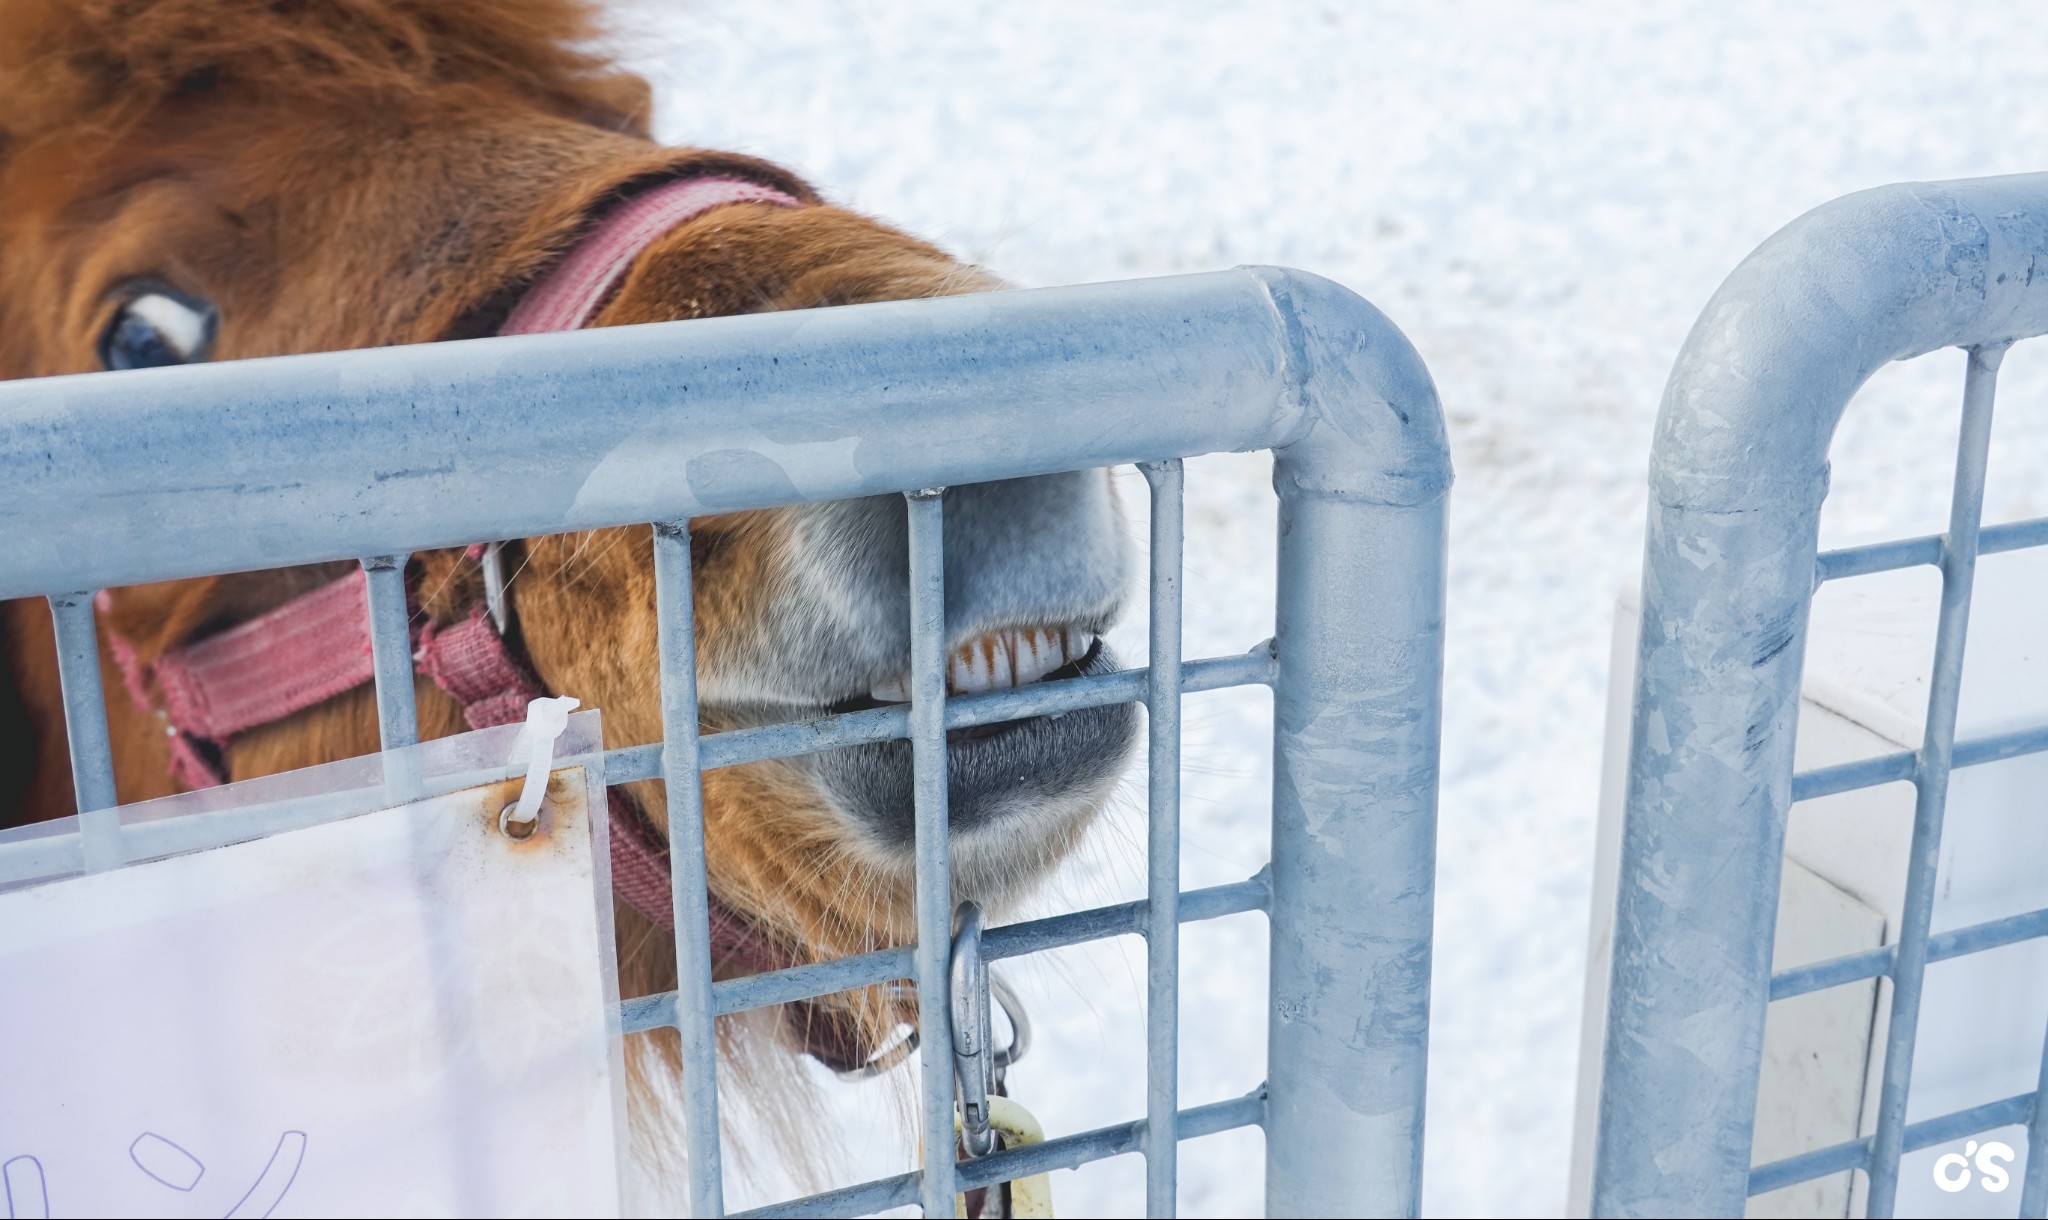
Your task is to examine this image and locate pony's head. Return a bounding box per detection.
[0,0,1135,1011]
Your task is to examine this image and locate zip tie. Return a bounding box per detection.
[503,695,579,836]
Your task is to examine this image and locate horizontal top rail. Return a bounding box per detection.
[0,266,1447,600]
[1655,173,2048,513]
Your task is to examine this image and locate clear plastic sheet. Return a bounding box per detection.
[0,711,626,1216]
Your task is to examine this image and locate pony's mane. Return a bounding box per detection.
[0,0,640,141]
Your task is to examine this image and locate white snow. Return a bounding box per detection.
[613,2,2048,1214]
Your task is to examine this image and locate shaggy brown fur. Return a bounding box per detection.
[0,0,1035,1165]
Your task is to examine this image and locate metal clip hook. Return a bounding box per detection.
[951,901,1035,1159]
[951,901,997,1157]
[480,541,509,634]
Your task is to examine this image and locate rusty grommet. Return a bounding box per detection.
[498,801,539,840]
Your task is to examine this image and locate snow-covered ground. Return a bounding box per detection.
[616,3,2048,1214]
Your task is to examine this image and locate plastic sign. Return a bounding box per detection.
[0,733,623,1219]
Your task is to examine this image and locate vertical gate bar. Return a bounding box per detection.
[652,520,727,1219]
[906,489,957,1218]
[360,555,418,751]
[1593,415,1832,1215]
[1864,343,2007,1217]
[1265,467,1449,1218]
[46,591,121,870]
[2022,1008,2048,1218]
[1140,459,1186,1217]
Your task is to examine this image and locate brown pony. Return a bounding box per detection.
[0,0,1135,1185]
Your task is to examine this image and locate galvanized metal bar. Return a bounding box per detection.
[1791,719,2048,802]
[1815,513,2048,583]
[0,770,510,888]
[0,741,608,888]
[1770,904,2048,1001]
[3,270,1410,602]
[46,592,120,870]
[1865,342,2005,1217]
[905,489,955,1218]
[1256,268,1450,1218]
[711,873,1272,1022]
[1949,721,2048,770]
[359,555,418,752]
[618,993,675,1037]
[731,1089,1268,1220]
[1746,1090,2035,1196]
[606,743,664,784]
[393,642,1276,788]
[0,713,620,889]
[1596,174,2048,1217]
[690,646,1275,772]
[981,871,1269,963]
[0,850,1263,1029]
[1814,534,1945,583]
[1790,751,1919,802]
[613,872,1274,1035]
[604,638,1321,786]
[4,631,1272,870]
[2023,1013,2048,1217]
[712,945,915,1020]
[1138,458,1185,1216]
[1971,514,2048,555]
[1600,467,1828,1213]
[361,555,422,804]
[956,1088,1266,1192]
[652,520,726,1219]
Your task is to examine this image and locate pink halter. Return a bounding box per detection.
[501,176,799,334]
[105,175,801,937]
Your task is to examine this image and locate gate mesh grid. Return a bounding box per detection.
[38,464,1284,1217]
[1749,344,2048,1213]
[623,461,1272,1217]
[11,267,1452,1218]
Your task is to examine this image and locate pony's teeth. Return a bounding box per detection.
[885,625,1094,701]
[1009,628,1057,685]
[1017,628,1046,678]
[989,633,1014,688]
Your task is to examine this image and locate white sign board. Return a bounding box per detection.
[0,731,624,1219]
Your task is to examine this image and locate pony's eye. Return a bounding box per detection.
[98,288,217,371]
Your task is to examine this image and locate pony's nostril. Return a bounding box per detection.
[868,625,1095,703]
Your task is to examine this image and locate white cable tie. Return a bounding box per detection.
[507,695,580,826]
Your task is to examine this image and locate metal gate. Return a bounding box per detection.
[0,267,1451,1217]
[1593,175,2048,1217]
